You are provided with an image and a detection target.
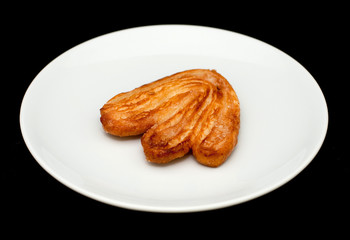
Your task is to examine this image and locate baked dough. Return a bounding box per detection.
[100,69,240,167]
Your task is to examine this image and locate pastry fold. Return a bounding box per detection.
[100,69,240,167]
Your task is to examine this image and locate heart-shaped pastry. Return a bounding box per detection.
[100,69,240,167]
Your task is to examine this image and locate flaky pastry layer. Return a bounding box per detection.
[100,69,240,167]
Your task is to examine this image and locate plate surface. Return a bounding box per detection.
[20,25,328,212]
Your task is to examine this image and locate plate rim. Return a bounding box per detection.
[19,24,329,213]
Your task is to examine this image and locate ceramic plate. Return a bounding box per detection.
[20,25,328,212]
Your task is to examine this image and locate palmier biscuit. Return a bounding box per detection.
[100,69,240,167]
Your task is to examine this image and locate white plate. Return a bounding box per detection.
[20,25,328,212]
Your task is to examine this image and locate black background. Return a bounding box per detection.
[4,3,347,234]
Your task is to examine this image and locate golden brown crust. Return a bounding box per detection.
[100,69,240,167]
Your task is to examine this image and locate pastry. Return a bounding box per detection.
[100,69,240,167]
